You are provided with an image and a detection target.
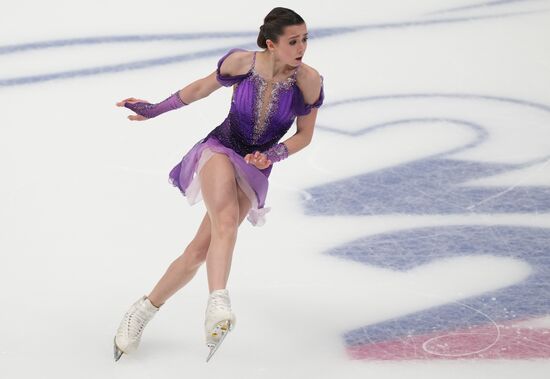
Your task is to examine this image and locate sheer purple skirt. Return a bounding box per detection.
[168,136,271,226]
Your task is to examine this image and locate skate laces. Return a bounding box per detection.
[122,299,156,339]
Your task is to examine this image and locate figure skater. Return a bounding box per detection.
[113,6,324,362]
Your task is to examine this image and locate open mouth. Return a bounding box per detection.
[296,56,303,61]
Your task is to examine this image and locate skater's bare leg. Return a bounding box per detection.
[146,213,211,308]
[200,153,250,293]
[147,170,251,307]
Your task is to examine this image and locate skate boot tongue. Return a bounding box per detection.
[210,289,229,301]
[210,289,229,297]
[206,290,235,326]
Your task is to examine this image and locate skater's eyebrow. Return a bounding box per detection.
[288,33,308,39]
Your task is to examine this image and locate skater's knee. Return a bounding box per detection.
[211,208,239,237]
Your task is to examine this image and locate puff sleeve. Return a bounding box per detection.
[294,76,324,116]
[216,48,252,87]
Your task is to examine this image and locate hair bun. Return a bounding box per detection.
[256,7,305,49]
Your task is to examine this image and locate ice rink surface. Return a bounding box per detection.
[1,0,550,378]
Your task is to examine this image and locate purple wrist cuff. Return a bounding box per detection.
[264,143,289,164]
[124,92,187,118]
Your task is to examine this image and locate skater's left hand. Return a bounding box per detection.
[245,151,272,169]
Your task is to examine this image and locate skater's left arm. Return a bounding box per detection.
[245,71,322,169]
[282,107,319,156]
[245,109,319,169]
[278,68,323,156]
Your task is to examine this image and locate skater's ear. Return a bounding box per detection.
[266,39,276,51]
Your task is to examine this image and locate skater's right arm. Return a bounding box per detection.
[176,71,223,104]
[116,50,253,121]
[176,49,254,101]
[116,72,222,121]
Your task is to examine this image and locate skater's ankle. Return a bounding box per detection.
[146,296,163,309]
[209,288,228,294]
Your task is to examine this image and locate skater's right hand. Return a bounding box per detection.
[116,97,150,121]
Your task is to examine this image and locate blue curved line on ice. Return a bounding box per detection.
[316,93,550,159]
[425,0,543,16]
[321,117,489,159]
[319,93,550,114]
[0,9,544,55]
[0,32,256,55]
[0,45,256,86]
[0,9,546,87]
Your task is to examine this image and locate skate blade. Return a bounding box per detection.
[206,321,231,362]
[113,337,124,362]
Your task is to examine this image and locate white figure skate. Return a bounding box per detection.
[205,289,236,362]
[113,295,159,361]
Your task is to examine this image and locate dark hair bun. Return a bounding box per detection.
[257,25,267,49]
[256,7,305,49]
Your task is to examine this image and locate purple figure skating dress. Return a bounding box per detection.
[168,48,324,226]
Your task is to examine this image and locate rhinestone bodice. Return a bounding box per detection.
[205,48,324,173]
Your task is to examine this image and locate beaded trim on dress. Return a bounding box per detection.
[250,66,297,144]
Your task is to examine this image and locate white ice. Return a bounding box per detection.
[1,1,550,378]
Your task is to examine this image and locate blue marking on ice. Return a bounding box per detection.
[0,32,255,55]
[304,157,550,215]
[1,9,546,87]
[305,94,550,215]
[328,225,550,346]
[425,0,542,16]
[303,94,550,347]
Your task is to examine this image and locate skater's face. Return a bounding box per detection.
[268,23,308,67]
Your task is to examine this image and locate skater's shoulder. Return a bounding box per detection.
[296,63,320,81]
[218,49,255,77]
[296,63,323,105]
